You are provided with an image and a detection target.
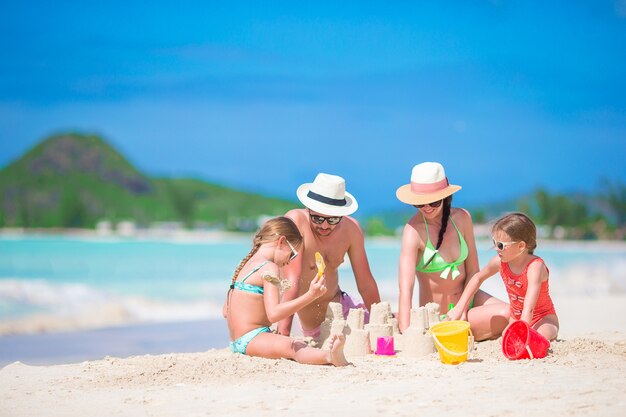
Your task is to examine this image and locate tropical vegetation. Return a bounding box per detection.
[1,133,624,239]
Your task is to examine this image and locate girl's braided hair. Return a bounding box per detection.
[230,216,303,288]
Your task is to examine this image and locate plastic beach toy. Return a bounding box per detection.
[375,336,395,356]
[502,320,550,360]
[429,320,472,365]
[314,252,325,280]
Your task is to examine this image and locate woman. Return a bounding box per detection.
[396,162,509,340]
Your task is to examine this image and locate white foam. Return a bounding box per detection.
[0,279,112,311]
[0,279,224,329]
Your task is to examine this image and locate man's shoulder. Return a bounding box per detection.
[285,208,307,222]
[285,209,311,233]
[342,215,361,228]
[340,216,365,237]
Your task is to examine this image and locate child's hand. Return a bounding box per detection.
[445,305,463,321]
[308,274,328,299]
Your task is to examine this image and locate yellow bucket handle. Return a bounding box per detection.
[430,327,474,357]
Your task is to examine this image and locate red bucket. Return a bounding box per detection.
[502,320,550,360]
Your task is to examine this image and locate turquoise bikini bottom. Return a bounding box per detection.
[230,326,271,354]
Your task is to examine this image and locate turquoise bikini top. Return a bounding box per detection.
[231,261,269,295]
[416,215,468,280]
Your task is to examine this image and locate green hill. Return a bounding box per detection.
[0,133,298,230]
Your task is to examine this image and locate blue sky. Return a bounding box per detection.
[1,1,625,214]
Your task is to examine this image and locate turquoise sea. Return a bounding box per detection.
[1,233,625,329]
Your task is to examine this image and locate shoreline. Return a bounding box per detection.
[1,294,625,368]
[2,227,626,247]
[0,318,229,367]
[1,292,625,338]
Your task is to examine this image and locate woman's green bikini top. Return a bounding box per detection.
[416,214,468,280]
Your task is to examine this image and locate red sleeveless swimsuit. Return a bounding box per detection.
[500,257,556,326]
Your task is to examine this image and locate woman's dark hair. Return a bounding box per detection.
[420,195,453,269]
[435,196,453,250]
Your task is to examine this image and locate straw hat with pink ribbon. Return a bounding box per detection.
[396,162,462,205]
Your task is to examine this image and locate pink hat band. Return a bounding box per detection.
[410,177,449,194]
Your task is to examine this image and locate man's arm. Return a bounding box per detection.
[276,209,303,335]
[346,218,381,312]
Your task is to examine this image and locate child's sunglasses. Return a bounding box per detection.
[415,199,443,209]
[286,239,299,261]
[492,239,518,251]
[309,213,342,225]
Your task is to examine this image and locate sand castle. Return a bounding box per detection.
[317,303,346,349]
[398,302,439,356]
[318,301,400,357]
[344,308,371,356]
[364,302,399,350]
[317,301,443,357]
[317,302,369,356]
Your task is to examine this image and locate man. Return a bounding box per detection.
[278,173,381,338]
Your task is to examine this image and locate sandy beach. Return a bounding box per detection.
[1,295,625,417]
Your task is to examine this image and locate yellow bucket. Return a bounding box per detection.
[429,320,472,365]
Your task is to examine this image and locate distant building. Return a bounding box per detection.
[96,220,113,236]
[116,221,136,236]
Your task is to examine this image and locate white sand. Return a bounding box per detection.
[1,295,625,417]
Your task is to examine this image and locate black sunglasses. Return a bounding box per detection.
[309,212,342,225]
[415,199,443,209]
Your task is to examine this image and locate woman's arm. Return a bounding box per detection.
[398,222,420,332]
[447,256,500,320]
[459,209,480,280]
[520,260,546,324]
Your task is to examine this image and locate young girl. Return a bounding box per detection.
[447,212,559,341]
[224,216,349,366]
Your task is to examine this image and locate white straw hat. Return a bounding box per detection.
[296,173,358,216]
[396,162,461,205]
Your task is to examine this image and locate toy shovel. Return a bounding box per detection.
[315,252,325,281]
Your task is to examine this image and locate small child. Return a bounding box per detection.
[224,216,349,366]
[447,212,559,341]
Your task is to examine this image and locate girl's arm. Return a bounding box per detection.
[398,222,420,333]
[520,260,546,324]
[276,242,302,335]
[447,256,500,320]
[263,272,327,324]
